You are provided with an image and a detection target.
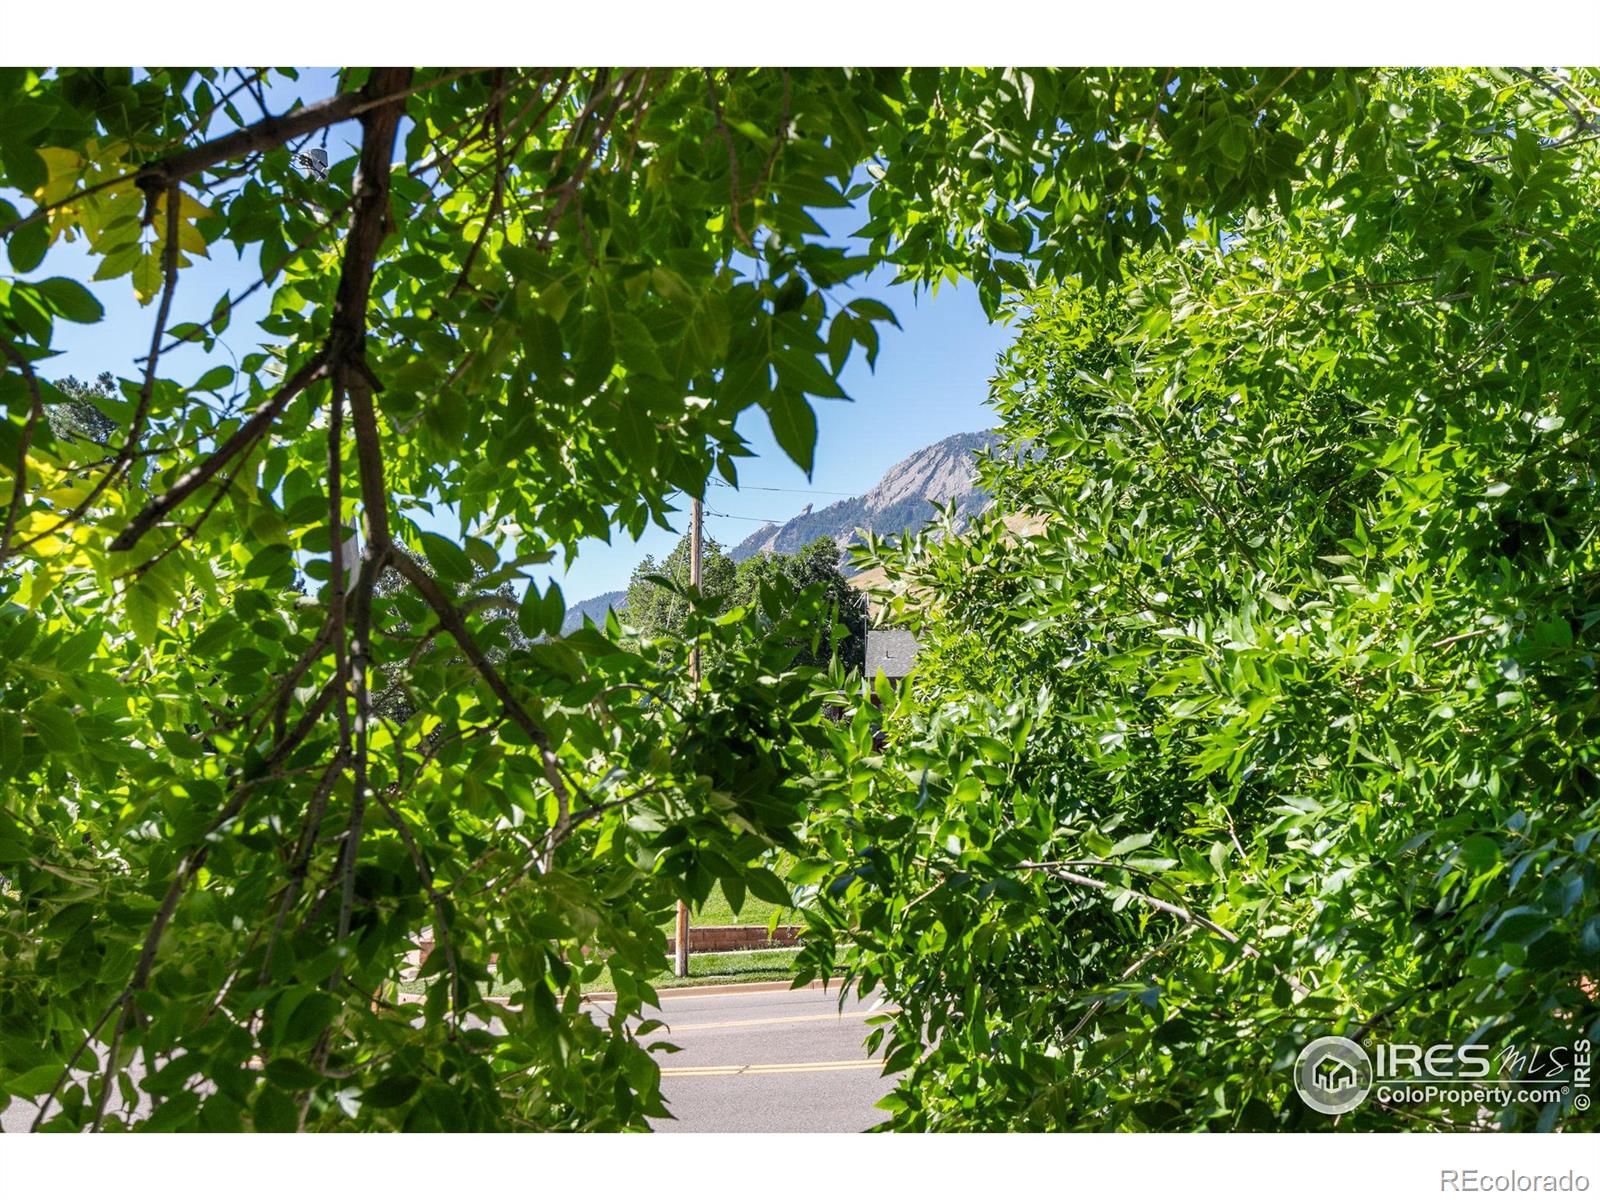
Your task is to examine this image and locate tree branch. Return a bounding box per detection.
[382,550,581,831]
[4,186,183,564]
[84,672,339,1129]
[315,66,414,984]
[133,73,437,197]
[109,350,330,552]
[1019,860,1309,996]
[1062,929,1190,1042]
[259,753,348,986]
[703,70,747,245]
[371,788,464,1027]
[0,341,46,561]
[448,70,508,298]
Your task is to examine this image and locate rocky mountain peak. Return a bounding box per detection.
[728,429,999,565]
[562,429,1001,631]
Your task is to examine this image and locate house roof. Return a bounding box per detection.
[865,628,919,678]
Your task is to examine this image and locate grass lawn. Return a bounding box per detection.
[459,870,805,999]
[658,878,794,931]
[475,948,804,998]
[581,947,802,995]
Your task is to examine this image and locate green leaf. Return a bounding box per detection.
[746,867,791,907]
[519,581,565,640]
[264,1059,323,1091]
[26,701,78,754]
[984,213,1026,254]
[5,1062,68,1097]
[418,533,473,586]
[722,875,746,917]
[194,365,234,392]
[764,390,818,476]
[0,100,58,146]
[847,297,901,329]
[541,580,565,638]
[252,1086,299,1132]
[1108,831,1155,858]
[788,859,829,886]
[7,220,48,274]
[33,277,103,323]
[0,710,22,778]
[771,344,848,399]
[613,312,667,379]
[522,310,566,381]
[1456,835,1501,874]
[361,1074,420,1109]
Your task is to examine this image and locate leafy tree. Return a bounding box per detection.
[800,68,1600,1131]
[624,532,865,670]
[730,536,866,669]
[622,532,737,641]
[0,65,1409,1130]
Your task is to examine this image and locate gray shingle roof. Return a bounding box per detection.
[865,628,919,678]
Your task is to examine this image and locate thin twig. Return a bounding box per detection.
[1019,860,1309,995]
[4,185,183,563]
[1062,930,1189,1042]
[1429,628,1493,650]
[28,991,125,1131]
[704,69,747,244]
[371,789,464,1028]
[448,72,509,298]
[109,350,331,552]
[0,341,47,560]
[259,753,347,986]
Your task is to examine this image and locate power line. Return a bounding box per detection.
[705,508,787,524]
[658,493,789,524]
[708,479,856,497]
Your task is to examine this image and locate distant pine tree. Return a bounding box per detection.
[49,371,119,445]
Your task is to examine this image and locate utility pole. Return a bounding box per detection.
[674,494,703,978]
[689,493,703,678]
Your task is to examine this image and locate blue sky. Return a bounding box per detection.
[14,70,1014,602]
[561,261,1012,600]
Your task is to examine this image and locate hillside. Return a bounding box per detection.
[559,588,626,635]
[728,429,999,563]
[562,429,999,629]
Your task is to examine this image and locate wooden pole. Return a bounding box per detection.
[688,494,703,679]
[674,494,703,978]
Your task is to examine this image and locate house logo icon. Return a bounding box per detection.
[1295,1035,1374,1115]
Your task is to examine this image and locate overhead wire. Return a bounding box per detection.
[708,479,855,497]
[705,508,788,523]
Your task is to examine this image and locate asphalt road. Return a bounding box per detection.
[627,983,896,1133]
[1,983,894,1134]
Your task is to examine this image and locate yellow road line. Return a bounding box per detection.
[662,1058,884,1078]
[659,1011,888,1032]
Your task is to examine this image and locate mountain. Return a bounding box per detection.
[559,587,626,635]
[727,429,999,564]
[561,429,999,628]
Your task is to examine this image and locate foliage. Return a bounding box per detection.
[623,533,737,642]
[0,64,1461,1131]
[0,64,1364,1132]
[624,532,865,668]
[729,536,867,669]
[800,67,1600,1131]
[46,372,117,446]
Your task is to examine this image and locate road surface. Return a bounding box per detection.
[629,983,895,1133]
[1,983,895,1133]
